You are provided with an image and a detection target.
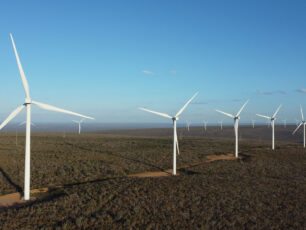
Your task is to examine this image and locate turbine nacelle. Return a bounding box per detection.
[172,117,179,121]
[24,98,32,104]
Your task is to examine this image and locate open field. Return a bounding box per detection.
[0,126,305,229]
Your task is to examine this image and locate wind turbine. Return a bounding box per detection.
[0,34,94,200]
[256,104,282,150]
[292,105,305,148]
[251,119,255,128]
[216,100,249,157]
[218,120,223,130]
[186,120,191,131]
[283,119,287,128]
[73,119,84,134]
[139,92,198,175]
[203,120,207,131]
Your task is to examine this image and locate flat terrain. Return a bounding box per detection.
[0,126,305,229]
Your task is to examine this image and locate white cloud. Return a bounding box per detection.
[142,70,154,75]
[257,90,286,95]
[297,88,306,93]
[169,70,177,75]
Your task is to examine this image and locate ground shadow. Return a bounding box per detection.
[0,167,23,195]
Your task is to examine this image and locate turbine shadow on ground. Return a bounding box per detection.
[0,167,23,195]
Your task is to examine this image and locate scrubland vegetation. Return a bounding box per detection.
[0,127,305,229]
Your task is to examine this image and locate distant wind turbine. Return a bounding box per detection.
[256,104,282,150]
[186,120,191,131]
[251,119,255,128]
[292,105,305,148]
[218,120,223,130]
[203,120,207,131]
[139,92,198,175]
[73,119,84,134]
[216,100,249,157]
[0,34,94,200]
[283,119,287,128]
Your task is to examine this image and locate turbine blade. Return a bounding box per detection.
[32,101,94,120]
[272,104,282,118]
[10,34,30,99]
[216,109,235,118]
[0,105,25,130]
[236,99,249,117]
[175,92,198,117]
[19,121,26,126]
[256,114,271,120]
[300,105,304,121]
[293,122,303,135]
[138,107,172,119]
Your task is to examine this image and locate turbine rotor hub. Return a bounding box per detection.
[172,117,178,121]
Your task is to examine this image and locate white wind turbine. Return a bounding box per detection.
[73,119,84,134]
[251,119,255,128]
[139,92,198,175]
[218,120,223,130]
[292,105,305,148]
[0,34,94,200]
[186,120,191,131]
[283,119,287,128]
[203,120,207,131]
[216,100,249,157]
[256,105,282,150]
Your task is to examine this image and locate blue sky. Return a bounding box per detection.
[0,0,305,125]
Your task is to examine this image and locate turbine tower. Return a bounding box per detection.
[218,120,223,130]
[292,105,305,148]
[186,120,191,132]
[139,92,198,175]
[251,119,255,128]
[283,119,287,128]
[203,120,207,131]
[0,34,94,200]
[73,119,84,134]
[256,104,282,150]
[216,100,249,157]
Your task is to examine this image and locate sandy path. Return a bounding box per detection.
[0,153,241,208]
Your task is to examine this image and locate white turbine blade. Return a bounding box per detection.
[175,92,198,117]
[256,114,271,120]
[293,122,303,135]
[175,127,180,155]
[236,99,249,117]
[19,121,26,126]
[138,107,172,119]
[216,109,235,118]
[272,104,282,118]
[0,105,25,130]
[32,101,94,120]
[10,34,30,99]
[300,105,304,121]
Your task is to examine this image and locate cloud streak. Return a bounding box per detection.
[169,70,177,75]
[297,88,306,93]
[191,101,209,105]
[257,90,286,95]
[142,70,154,75]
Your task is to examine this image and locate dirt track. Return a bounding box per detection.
[0,153,241,208]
